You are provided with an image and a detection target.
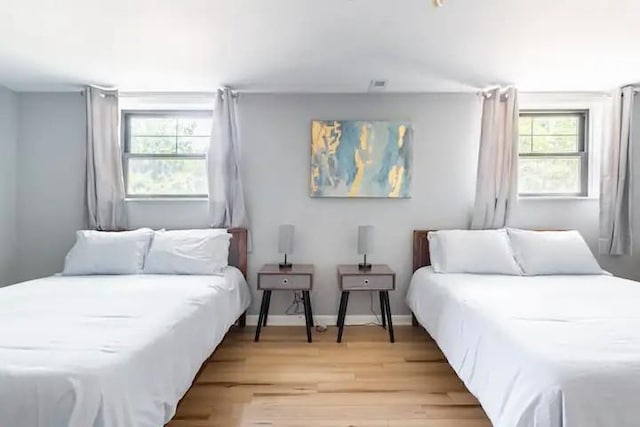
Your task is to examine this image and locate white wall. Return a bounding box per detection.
[13,92,640,315]
[16,93,86,282]
[0,87,17,286]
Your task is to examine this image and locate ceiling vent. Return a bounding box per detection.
[368,79,388,92]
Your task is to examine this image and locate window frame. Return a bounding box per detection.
[121,109,212,199]
[518,109,590,198]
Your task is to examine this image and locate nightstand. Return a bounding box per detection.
[255,264,315,343]
[336,264,395,343]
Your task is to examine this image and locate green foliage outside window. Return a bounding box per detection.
[518,112,587,196]
[124,114,211,197]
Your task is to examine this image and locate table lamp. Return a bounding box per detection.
[278,224,295,269]
[358,225,373,271]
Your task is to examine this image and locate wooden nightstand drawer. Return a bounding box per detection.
[259,274,311,290]
[341,274,394,290]
[336,264,396,343]
[256,264,316,343]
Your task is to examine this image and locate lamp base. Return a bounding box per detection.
[279,253,292,270]
[358,263,372,271]
[279,262,293,270]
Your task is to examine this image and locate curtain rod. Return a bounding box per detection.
[477,90,627,99]
[119,91,215,98]
[118,90,238,98]
[88,88,637,98]
[81,89,239,98]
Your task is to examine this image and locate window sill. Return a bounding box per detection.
[125,197,208,203]
[518,195,598,201]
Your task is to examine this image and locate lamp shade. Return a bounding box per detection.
[357,225,373,255]
[278,224,295,254]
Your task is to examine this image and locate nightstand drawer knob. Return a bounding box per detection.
[282,278,289,285]
[364,279,369,285]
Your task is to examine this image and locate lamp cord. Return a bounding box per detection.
[285,291,305,315]
[284,291,386,329]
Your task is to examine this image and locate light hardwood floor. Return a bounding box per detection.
[167,325,491,427]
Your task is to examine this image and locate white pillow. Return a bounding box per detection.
[143,229,231,275]
[63,228,154,275]
[507,229,603,275]
[428,229,522,275]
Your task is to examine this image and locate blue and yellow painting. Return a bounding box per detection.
[310,120,413,198]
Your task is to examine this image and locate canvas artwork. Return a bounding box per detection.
[310,120,413,198]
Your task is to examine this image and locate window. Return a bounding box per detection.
[518,110,589,197]
[122,111,211,197]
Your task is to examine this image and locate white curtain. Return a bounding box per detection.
[207,88,249,229]
[85,86,127,230]
[471,87,519,230]
[599,86,635,256]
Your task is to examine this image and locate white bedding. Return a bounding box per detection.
[0,267,250,427]
[407,267,640,427]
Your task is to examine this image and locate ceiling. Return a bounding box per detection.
[1,0,639,93]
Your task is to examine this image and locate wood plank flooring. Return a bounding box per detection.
[167,325,491,427]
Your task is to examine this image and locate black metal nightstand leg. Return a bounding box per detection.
[302,291,314,327]
[382,291,395,343]
[337,291,350,343]
[263,290,272,327]
[336,294,344,330]
[337,293,346,343]
[379,291,386,328]
[302,291,313,343]
[338,292,347,326]
[254,291,270,342]
[309,292,315,327]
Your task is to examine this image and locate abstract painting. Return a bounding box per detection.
[310,120,413,198]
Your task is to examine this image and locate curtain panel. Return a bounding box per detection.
[471,87,519,230]
[599,86,635,256]
[207,88,249,229]
[85,86,127,230]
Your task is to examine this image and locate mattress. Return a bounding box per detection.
[0,267,250,427]
[406,267,640,427]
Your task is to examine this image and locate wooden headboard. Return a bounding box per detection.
[413,230,432,272]
[228,228,248,278]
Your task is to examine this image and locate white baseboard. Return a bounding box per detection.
[246,314,412,326]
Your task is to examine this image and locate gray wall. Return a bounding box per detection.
[16,93,86,282]
[0,87,17,286]
[12,92,640,316]
[240,94,480,315]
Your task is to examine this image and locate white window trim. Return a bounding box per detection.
[119,92,215,111]
[518,92,608,200]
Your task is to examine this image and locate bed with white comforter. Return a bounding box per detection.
[407,267,640,427]
[0,267,250,427]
